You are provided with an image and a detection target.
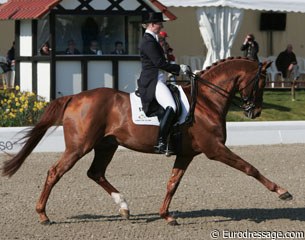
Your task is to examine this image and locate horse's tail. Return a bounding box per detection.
[1,96,72,177]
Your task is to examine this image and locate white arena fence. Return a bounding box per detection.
[1,121,305,153]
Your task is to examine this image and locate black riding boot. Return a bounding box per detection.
[154,107,176,155]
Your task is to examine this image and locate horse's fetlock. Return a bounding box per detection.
[159,210,168,218]
[36,205,44,214]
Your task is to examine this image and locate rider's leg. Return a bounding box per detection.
[154,80,176,154]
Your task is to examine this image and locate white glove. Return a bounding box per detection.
[180,64,190,75]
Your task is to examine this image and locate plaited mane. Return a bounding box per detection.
[198,56,256,76]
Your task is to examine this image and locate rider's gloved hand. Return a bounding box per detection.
[180,64,191,75]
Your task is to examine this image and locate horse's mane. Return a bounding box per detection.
[198,56,256,76]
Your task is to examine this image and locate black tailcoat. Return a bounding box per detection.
[138,33,180,116]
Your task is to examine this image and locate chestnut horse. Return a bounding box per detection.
[2,57,292,225]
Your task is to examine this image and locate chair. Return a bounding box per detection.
[297,57,305,80]
[258,56,267,63]
[266,56,284,88]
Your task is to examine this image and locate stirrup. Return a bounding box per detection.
[154,141,167,154]
[154,142,175,157]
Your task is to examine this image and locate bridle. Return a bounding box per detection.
[239,62,263,112]
[184,62,264,124]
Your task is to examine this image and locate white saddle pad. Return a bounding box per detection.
[130,85,190,126]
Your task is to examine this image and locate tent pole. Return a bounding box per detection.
[267,31,273,56]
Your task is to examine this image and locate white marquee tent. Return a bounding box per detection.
[160,0,305,69]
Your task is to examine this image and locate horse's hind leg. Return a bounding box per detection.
[209,145,292,200]
[36,150,84,224]
[87,140,130,219]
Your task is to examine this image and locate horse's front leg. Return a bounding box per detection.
[208,145,293,200]
[160,156,193,225]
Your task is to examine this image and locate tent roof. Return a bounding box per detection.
[0,0,176,20]
[159,0,305,13]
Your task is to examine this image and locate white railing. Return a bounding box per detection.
[1,121,305,153]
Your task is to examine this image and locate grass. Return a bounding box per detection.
[227,90,305,121]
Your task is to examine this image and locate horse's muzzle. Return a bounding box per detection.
[243,107,261,119]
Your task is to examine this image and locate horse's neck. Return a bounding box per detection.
[198,73,238,115]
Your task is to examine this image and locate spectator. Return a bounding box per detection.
[40,42,51,56]
[240,33,259,61]
[65,39,80,55]
[158,31,176,63]
[81,17,99,54]
[6,41,15,70]
[6,41,15,88]
[111,41,126,55]
[158,31,176,82]
[86,40,102,55]
[276,44,300,80]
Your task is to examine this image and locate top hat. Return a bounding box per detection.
[142,12,165,23]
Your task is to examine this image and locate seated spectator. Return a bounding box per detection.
[111,41,126,55]
[276,44,300,80]
[65,39,80,55]
[40,41,51,56]
[86,40,102,55]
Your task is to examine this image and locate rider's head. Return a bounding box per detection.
[142,12,165,34]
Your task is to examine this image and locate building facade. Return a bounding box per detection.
[0,0,175,100]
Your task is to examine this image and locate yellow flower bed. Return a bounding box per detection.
[0,85,48,127]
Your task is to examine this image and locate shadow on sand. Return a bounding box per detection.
[51,207,305,225]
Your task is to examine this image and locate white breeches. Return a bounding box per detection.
[155,72,176,112]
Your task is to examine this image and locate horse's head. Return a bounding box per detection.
[238,61,272,119]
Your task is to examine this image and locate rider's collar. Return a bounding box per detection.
[145,30,158,41]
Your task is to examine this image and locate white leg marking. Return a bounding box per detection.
[111,192,129,210]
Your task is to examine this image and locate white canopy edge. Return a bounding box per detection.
[159,0,305,13]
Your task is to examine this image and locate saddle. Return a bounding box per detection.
[135,83,182,123]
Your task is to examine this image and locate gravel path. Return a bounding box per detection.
[1,144,305,240]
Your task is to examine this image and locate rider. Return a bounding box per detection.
[138,12,190,154]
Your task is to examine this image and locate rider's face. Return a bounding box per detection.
[151,22,163,34]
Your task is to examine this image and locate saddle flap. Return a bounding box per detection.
[130,85,190,126]
[167,83,182,118]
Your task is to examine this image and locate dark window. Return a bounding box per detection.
[53,15,142,55]
[260,12,286,31]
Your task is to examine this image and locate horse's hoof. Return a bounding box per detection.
[119,208,130,219]
[279,192,293,201]
[168,219,179,226]
[40,219,52,225]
